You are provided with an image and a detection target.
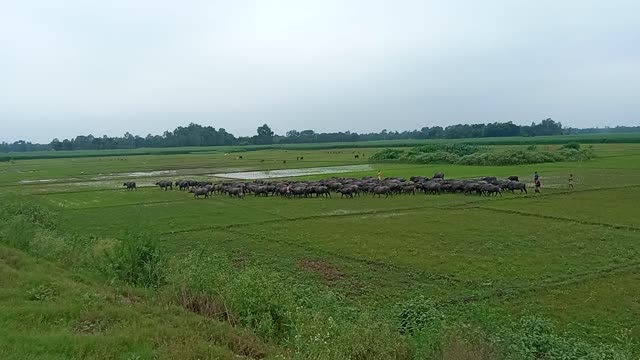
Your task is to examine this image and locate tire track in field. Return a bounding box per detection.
[444,183,640,209]
[159,204,454,235]
[162,215,640,307]
[57,198,196,211]
[445,260,640,306]
[472,205,640,232]
[216,226,479,290]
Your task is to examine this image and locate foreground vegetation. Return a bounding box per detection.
[1,142,639,359]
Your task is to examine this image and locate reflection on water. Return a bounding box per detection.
[212,165,373,180]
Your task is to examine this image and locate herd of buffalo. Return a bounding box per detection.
[123,172,528,199]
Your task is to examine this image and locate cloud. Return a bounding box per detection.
[1,0,639,143]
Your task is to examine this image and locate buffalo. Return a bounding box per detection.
[481,184,502,196]
[507,181,527,194]
[156,180,173,190]
[189,187,209,199]
[123,182,137,190]
[372,186,392,198]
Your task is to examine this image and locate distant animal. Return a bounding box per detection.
[482,176,498,184]
[123,182,137,190]
[337,186,357,198]
[481,184,502,196]
[155,180,173,190]
[507,181,527,194]
[508,176,519,182]
[189,187,209,199]
[283,160,287,164]
[227,187,245,199]
[433,172,444,180]
[354,154,359,159]
[372,186,392,198]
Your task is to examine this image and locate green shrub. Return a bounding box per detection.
[369,148,405,160]
[413,151,460,164]
[560,141,581,150]
[406,143,479,157]
[102,236,165,288]
[371,142,594,166]
[0,203,56,230]
[395,296,445,335]
[503,316,631,360]
[0,215,36,251]
[558,145,595,161]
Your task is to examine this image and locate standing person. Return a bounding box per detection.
[569,173,574,190]
[534,171,539,182]
[535,179,541,194]
[377,170,382,181]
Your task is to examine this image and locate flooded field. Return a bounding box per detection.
[19,164,373,185]
[211,164,373,179]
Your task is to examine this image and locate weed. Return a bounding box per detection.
[101,235,165,288]
[396,295,445,335]
[27,284,57,301]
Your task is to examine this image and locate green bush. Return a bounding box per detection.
[560,141,581,150]
[414,151,460,164]
[371,142,595,166]
[503,316,631,360]
[369,148,405,160]
[0,203,56,230]
[0,215,36,251]
[558,145,595,161]
[102,236,165,288]
[406,143,479,157]
[395,296,445,335]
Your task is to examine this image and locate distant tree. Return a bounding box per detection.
[50,138,62,151]
[256,124,274,144]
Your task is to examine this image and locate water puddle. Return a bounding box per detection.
[20,178,81,184]
[19,165,373,185]
[91,170,178,180]
[212,164,373,180]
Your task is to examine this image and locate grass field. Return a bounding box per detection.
[1,141,639,359]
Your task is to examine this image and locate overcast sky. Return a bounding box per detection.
[1,1,639,143]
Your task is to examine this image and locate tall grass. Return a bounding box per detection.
[166,252,413,359]
[0,202,634,359]
[100,235,165,288]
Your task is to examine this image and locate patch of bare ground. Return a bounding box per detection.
[73,317,113,334]
[173,288,270,359]
[232,255,248,268]
[435,333,501,360]
[298,259,346,282]
[174,288,238,326]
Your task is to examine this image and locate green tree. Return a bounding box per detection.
[257,124,274,144]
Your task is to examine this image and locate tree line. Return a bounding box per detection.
[1,119,637,152]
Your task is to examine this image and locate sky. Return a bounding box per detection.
[1,1,639,143]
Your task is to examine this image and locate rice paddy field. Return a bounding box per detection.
[1,141,639,359]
